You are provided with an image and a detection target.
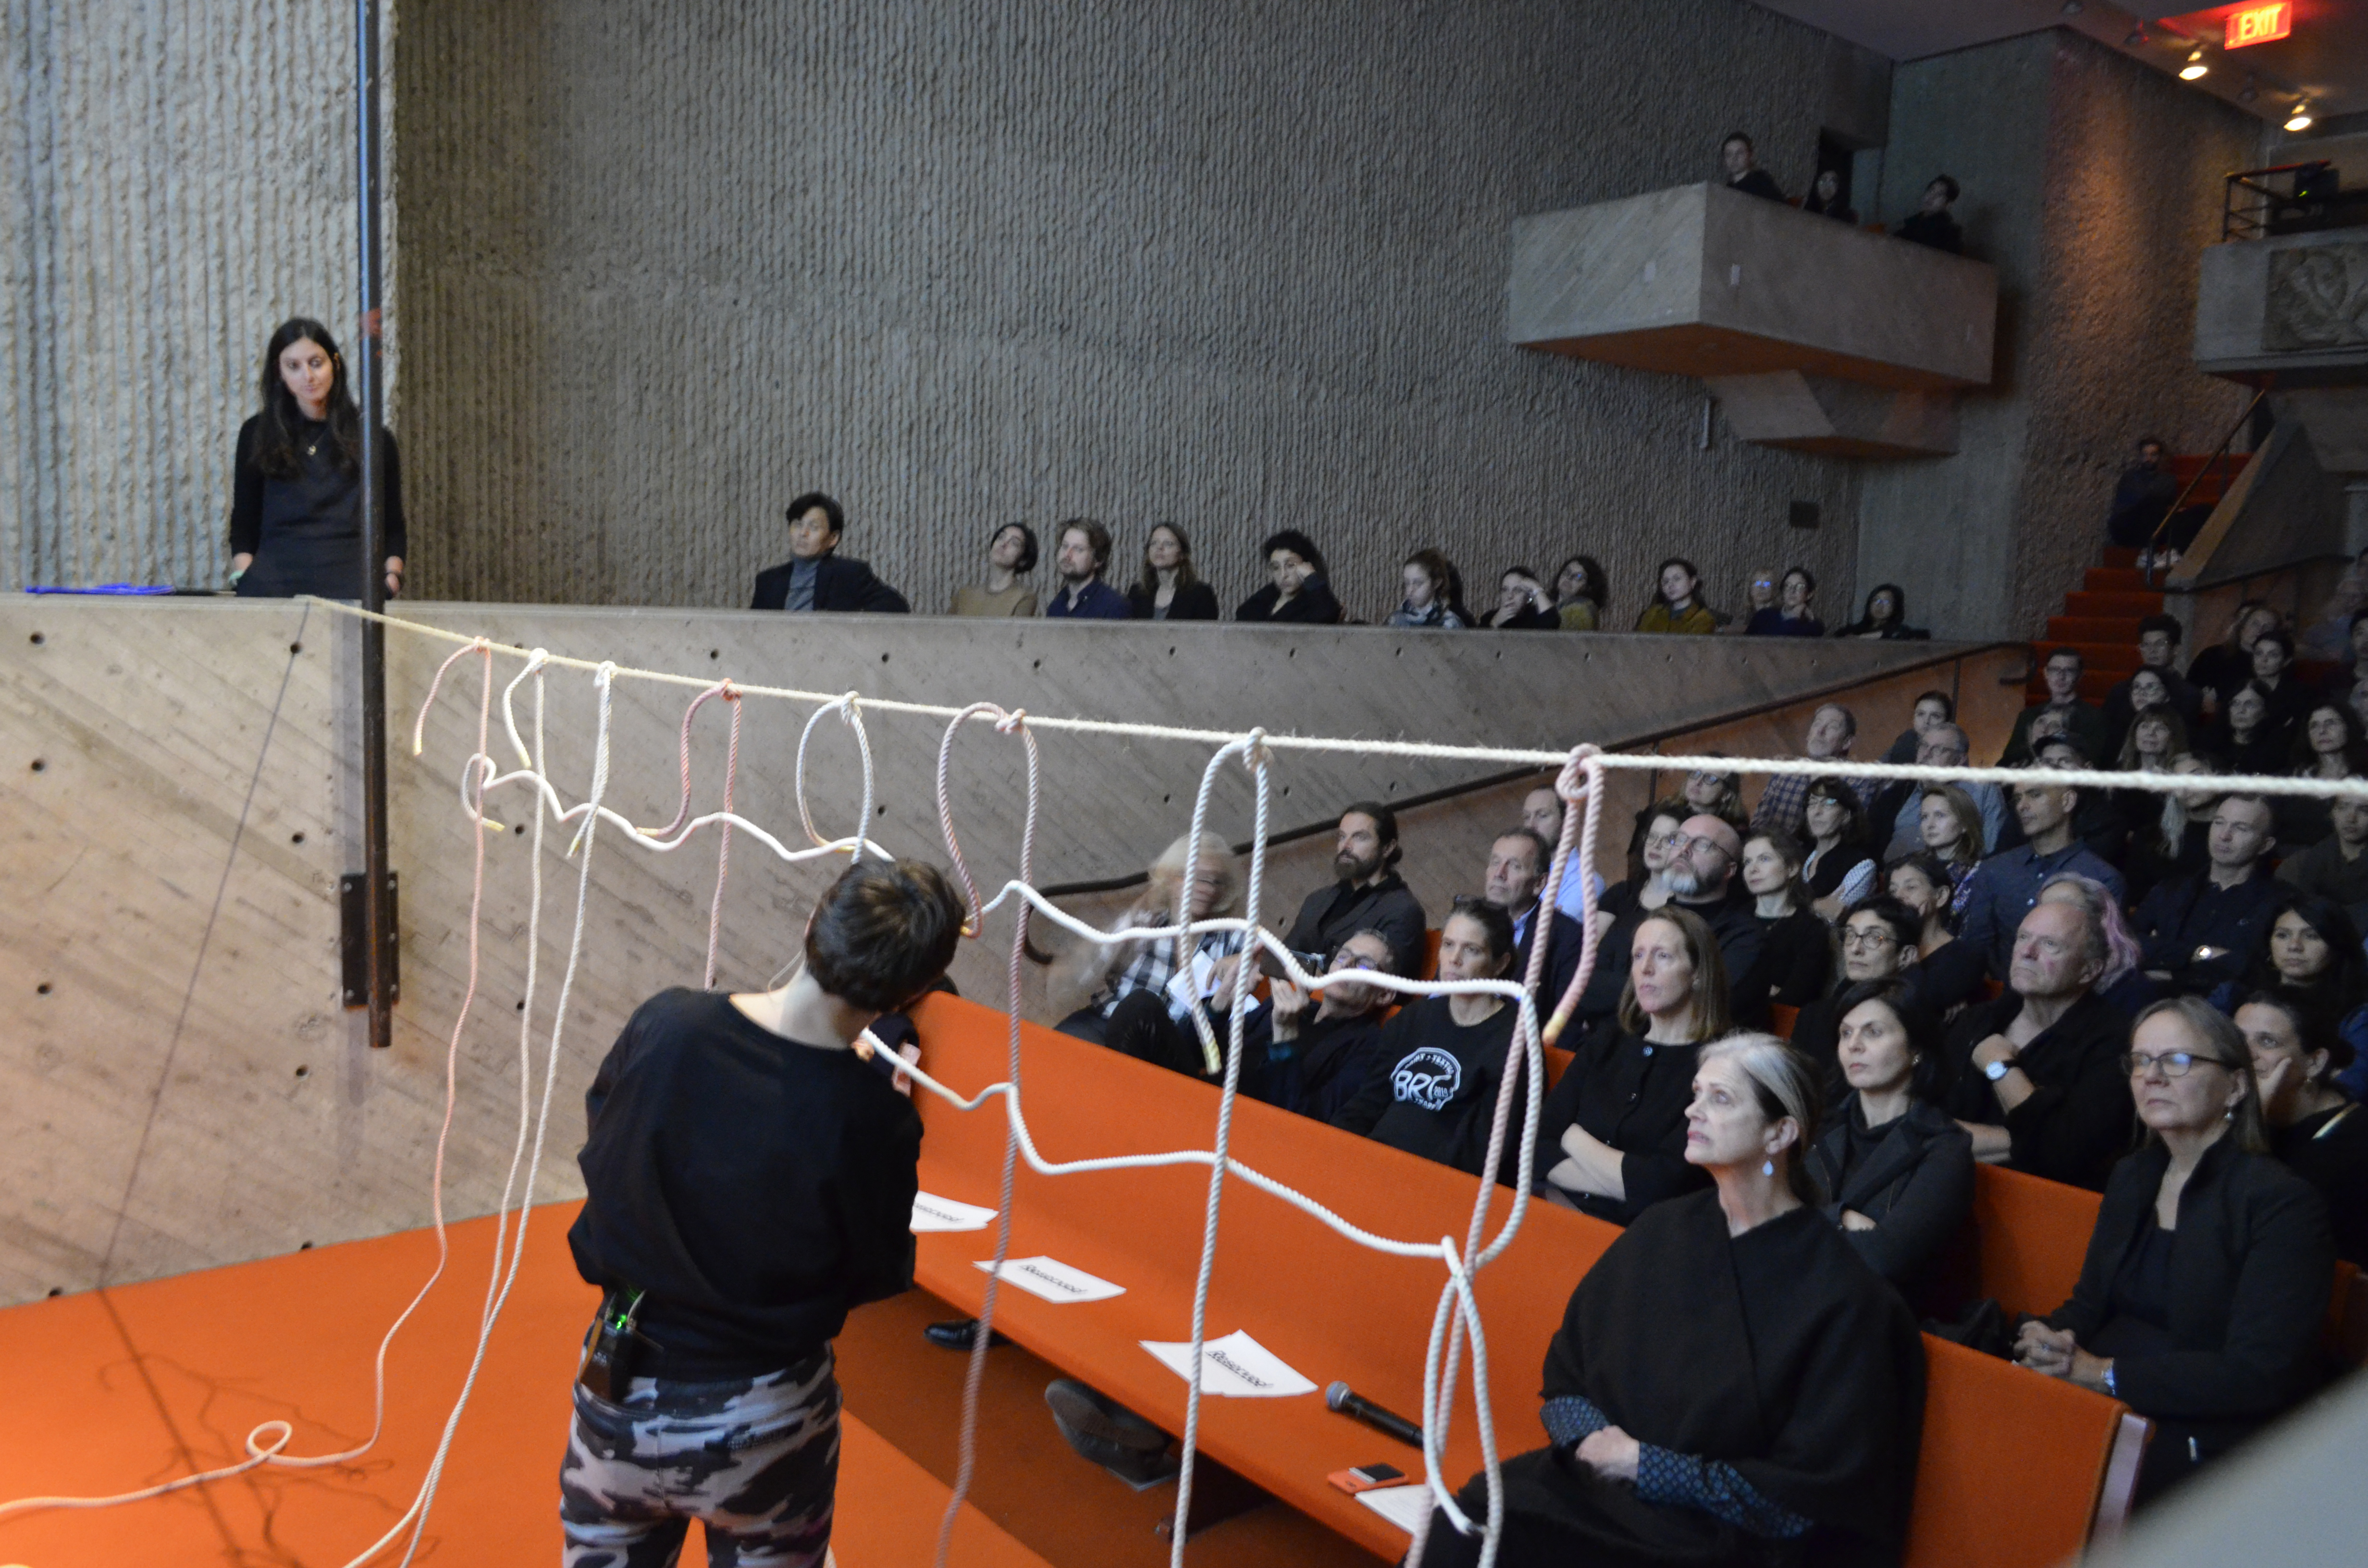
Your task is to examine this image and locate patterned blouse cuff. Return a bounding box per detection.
[1540,1395,1610,1450]
[1634,1444,1813,1540]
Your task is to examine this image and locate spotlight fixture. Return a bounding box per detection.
[2180,48,2209,80]
[2285,101,2314,133]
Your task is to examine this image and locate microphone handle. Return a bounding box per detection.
[1343,1393,1425,1447]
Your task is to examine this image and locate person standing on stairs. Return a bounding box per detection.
[2106,437,2179,554]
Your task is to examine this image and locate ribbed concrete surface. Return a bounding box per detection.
[394,0,1888,622]
[0,0,398,592]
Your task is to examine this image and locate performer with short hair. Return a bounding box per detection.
[560,857,965,1566]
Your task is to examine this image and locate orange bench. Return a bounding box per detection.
[903,995,2144,1565]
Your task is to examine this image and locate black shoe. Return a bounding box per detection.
[924,1318,1010,1352]
[1046,1379,1179,1486]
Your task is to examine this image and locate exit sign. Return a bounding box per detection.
[2225,3,2292,49]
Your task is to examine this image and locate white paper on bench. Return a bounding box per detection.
[972,1255,1126,1303]
[1356,1483,1435,1535]
[911,1192,998,1233]
[1138,1330,1317,1398]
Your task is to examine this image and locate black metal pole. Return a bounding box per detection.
[355,0,393,1050]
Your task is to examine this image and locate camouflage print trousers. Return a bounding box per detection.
[559,1348,839,1568]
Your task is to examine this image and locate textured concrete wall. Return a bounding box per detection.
[1856,31,2261,640]
[0,1,397,591]
[394,0,1888,625]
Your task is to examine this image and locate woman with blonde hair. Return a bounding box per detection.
[1054,832,1244,1049]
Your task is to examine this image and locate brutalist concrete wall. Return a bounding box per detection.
[1855,30,2261,641]
[0,1,399,592]
[394,0,1888,625]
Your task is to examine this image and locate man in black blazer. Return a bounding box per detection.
[1481,827,1584,1012]
[751,492,910,614]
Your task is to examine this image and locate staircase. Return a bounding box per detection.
[2028,455,2236,704]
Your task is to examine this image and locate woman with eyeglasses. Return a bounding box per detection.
[1551,555,1606,631]
[1745,566,1825,638]
[1801,776,1875,921]
[2238,991,2368,1265]
[1738,831,1830,1007]
[1808,979,1973,1312]
[2277,702,2368,849]
[1262,929,1399,1123]
[1680,769,1749,834]
[2014,997,2332,1506]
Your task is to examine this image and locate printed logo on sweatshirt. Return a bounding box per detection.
[1391,1046,1462,1111]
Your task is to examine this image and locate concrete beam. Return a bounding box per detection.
[1508,183,1998,393]
[2195,227,2368,384]
[1707,371,1960,458]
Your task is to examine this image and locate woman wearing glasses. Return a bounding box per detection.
[2013,997,2333,1505]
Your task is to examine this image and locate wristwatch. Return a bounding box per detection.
[1984,1056,2016,1082]
[2102,1364,2118,1397]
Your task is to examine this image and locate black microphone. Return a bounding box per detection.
[1326,1381,1424,1447]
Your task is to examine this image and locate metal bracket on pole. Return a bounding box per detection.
[353,0,395,1047]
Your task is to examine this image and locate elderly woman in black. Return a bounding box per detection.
[2014,996,2333,1505]
[229,318,405,600]
[1532,907,1731,1224]
[1810,980,1974,1311]
[1423,1036,1925,1568]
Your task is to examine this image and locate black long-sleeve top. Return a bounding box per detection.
[2046,1137,2331,1481]
[1332,996,1519,1182]
[1531,1024,1713,1225]
[1939,989,2132,1191]
[1809,1098,1974,1310]
[1235,576,1344,624]
[567,988,922,1379]
[229,413,407,559]
[1126,581,1221,620]
[2272,1102,2368,1267]
[2130,864,2283,994]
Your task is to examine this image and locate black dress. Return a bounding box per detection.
[1530,1025,1711,1225]
[229,414,406,600]
[1420,1195,1924,1568]
[1125,581,1220,621]
[2271,1101,2368,1266]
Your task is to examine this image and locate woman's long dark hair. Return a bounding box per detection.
[1136,522,1200,599]
[2240,892,2368,1020]
[254,318,362,478]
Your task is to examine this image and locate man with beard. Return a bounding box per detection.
[1041,518,1131,619]
[1574,814,1766,1029]
[1282,803,1428,982]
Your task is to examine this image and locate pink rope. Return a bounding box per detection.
[703,688,741,990]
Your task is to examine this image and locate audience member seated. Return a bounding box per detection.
[2032,731,2130,865]
[1634,556,1717,635]
[1893,174,1964,254]
[2279,701,2367,848]
[2104,615,2205,744]
[1879,688,1954,765]
[1735,568,1776,632]
[948,521,1038,616]
[1053,833,1241,1047]
[1790,896,1924,1087]
[1524,785,1604,924]
[2240,991,2368,1266]
[1875,729,2008,867]
[1481,566,1558,630]
[1801,776,1877,919]
[1281,802,1427,982]
[1533,909,1729,1225]
[1235,528,1343,624]
[1938,900,2130,1190]
[1905,783,1988,916]
[1811,979,1974,1310]
[1718,130,1787,203]
[2112,696,2189,784]
[2188,602,2281,720]
[1423,1037,1923,1568]
[1333,899,1519,1182]
[1263,930,1397,1124]
[2001,648,2109,766]
[1801,167,1858,224]
[2209,682,2287,778]
[1681,768,1751,833]
[2349,674,2368,736]
[2106,438,2181,553]
[2277,790,2368,911]
[1388,548,1468,629]
[2209,893,2368,1100]
[1487,827,1586,1007]
[1948,770,2126,999]
[751,492,910,613]
[2124,754,2220,908]
[2246,629,2314,749]
[1041,518,1132,619]
[2132,795,2281,996]
[1578,815,1765,1029]
[1832,582,1928,640]
[1125,522,1220,621]
[2014,998,2333,1506]
[1745,566,1824,637]
[1885,853,1959,964]
[1552,554,1606,631]
[1599,800,1686,932]
[2037,871,2161,1022]
[1738,830,1831,1008]
[1750,703,1861,842]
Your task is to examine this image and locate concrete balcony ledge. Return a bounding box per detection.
[2195,226,2368,384]
[1507,183,1998,457]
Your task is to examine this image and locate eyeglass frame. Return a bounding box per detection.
[2121,1049,2237,1079]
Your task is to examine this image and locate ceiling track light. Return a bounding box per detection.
[2286,101,2314,132]
[2180,48,2210,80]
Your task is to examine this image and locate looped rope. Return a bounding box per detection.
[793,692,878,862]
[934,703,1037,940]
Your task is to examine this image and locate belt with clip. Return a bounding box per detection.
[578,1286,665,1401]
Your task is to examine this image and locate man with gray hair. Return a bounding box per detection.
[1937,899,2131,1191]
[1751,703,1865,842]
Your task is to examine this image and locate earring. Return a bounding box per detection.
[1762,1160,1775,1177]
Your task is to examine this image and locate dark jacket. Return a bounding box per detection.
[1810,1098,1973,1306]
[1235,576,1344,624]
[2130,863,2283,995]
[751,552,910,614]
[1283,873,1428,984]
[1531,1025,1713,1225]
[1125,580,1220,621]
[1043,577,1133,620]
[1894,208,1962,254]
[2046,1137,2333,1498]
[1938,989,2132,1191]
[1512,902,1586,1015]
[2271,1101,2368,1267]
[1740,908,1832,1008]
[1574,884,1768,1029]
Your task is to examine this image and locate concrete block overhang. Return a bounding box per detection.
[1705,371,1961,458]
[2196,225,2368,387]
[1507,183,1999,418]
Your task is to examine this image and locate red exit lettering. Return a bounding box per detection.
[2225,3,2293,49]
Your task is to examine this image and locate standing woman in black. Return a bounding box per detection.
[229,318,405,600]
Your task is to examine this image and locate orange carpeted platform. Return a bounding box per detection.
[0,1203,1049,1566]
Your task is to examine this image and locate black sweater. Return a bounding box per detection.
[1530,1025,1713,1225]
[229,414,407,559]
[1938,990,2132,1191]
[1126,580,1221,620]
[1809,1098,1973,1309]
[1235,576,1344,624]
[567,989,922,1378]
[1333,996,1519,1182]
